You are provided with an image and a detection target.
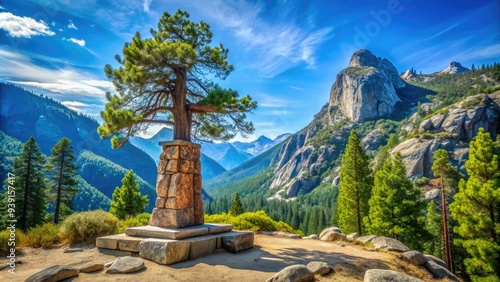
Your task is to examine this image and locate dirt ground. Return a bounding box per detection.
[0,234,434,282]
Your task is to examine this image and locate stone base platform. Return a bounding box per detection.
[126,223,233,239]
[96,224,254,265]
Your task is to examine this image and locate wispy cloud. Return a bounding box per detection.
[66,37,85,47]
[67,20,78,30]
[425,23,459,40]
[256,94,298,108]
[189,0,334,78]
[0,6,4,10]
[0,12,55,38]
[143,0,152,12]
[0,47,113,100]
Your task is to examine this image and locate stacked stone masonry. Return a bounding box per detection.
[150,140,204,228]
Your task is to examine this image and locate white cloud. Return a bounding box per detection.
[61,101,89,107]
[0,12,55,38]
[67,20,78,30]
[14,80,107,96]
[61,101,88,112]
[189,1,334,78]
[143,0,152,12]
[0,6,4,10]
[67,37,85,47]
[0,47,114,99]
[256,94,298,108]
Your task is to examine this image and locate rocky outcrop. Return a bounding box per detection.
[266,265,315,282]
[395,93,500,178]
[371,236,410,252]
[329,49,405,122]
[424,260,458,281]
[364,269,424,282]
[25,265,79,282]
[391,138,440,179]
[399,251,426,266]
[439,61,470,75]
[356,235,377,244]
[306,261,332,276]
[401,69,417,81]
[106,257,146,274]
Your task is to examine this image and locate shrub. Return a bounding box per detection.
[0,229,25,255]
[118,212,150,233]
[60,210,119,244]
[205,210,302,235]
[25,223,60,248]
[414,177,430,187]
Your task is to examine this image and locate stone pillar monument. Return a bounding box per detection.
[149,140,204,228]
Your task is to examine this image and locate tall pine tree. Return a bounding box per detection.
[432,148,456,271]
[364,152,428,250]
[450,128,500,281]
[425,200,444,259]
[229,192,244,216]
[11,137,46,231]
[46,137,78,224]
[337,130,372,235]
[109,170,148,220]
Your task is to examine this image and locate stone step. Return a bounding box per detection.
[96,229,254,265]
[126,223,233,240]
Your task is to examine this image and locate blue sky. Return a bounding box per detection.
[1,0,499,141]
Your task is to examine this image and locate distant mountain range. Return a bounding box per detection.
[131,126,291,171]
[204,50,500,203]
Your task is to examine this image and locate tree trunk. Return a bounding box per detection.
[441,171,453,272]
[21,146,32,231]
[54,151,65,224]
[173,67,191,141]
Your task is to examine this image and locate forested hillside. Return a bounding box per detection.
[0,83,157,185]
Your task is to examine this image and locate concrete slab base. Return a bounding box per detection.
[97,224,254,265]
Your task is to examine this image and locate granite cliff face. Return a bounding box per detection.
[392,93,500,179]
[328,49,406,122]
[268,50,410,198]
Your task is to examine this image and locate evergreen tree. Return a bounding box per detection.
[337,130,372,235]
[229,192,243,216]
[450,128,500,281]
[364,153,428,250]
[46,137,78,224]
[109,170,148,220]
[10,137,46,231]
[373,134,399,172]
[425,200,444,259]
[432,149,455,271]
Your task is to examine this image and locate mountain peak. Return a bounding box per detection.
[256,135,272,143]
[329,50,405,122]
[348,49,378,68]
[439,61,470,75]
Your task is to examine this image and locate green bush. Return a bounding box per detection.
[25,223,60,248]
[0,229,25,255]
[118,212,150,233]
[205,210,302,235]
[60,210,119,244]
[414,177,430,187]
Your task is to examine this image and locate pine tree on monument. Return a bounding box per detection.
[337,130,372,236]
[98,9,257,228]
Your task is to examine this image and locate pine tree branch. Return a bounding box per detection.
[137,119,175,126]
[188,104,218,113]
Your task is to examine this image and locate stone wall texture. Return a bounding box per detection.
[149,140,204,228]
